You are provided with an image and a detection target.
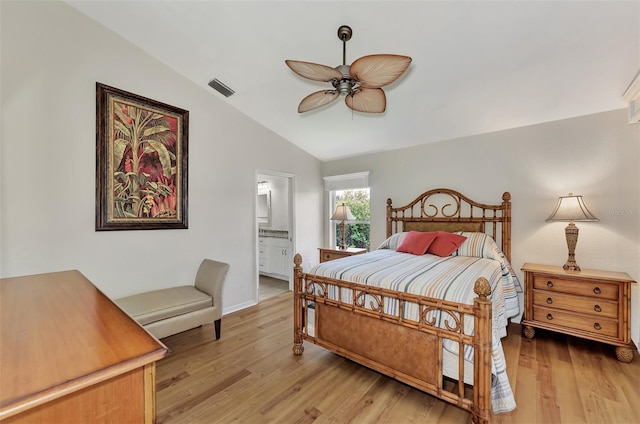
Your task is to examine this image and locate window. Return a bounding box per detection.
[331,189,370,250]
[324,172,370,250]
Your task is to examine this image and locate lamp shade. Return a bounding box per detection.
[331,203,355,221]
[546,194,599,222]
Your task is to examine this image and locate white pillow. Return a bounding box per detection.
[376,232,408,251]
[452,232,500,259]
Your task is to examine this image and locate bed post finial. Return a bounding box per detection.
[502,192,511,202]
[473,277,492,300]
[294,253,302,269]
[386,198,394,238]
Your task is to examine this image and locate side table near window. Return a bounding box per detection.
[521,263,637,363]
[319,247,367,263]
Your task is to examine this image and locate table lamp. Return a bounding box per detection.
[331,203,355,250]
[546,193,599,271]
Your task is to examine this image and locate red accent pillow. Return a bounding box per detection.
[397,231,438,255]
[427,231,468,257]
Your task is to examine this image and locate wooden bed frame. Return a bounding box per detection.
[292,188,512,424]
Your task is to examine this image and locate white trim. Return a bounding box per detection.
[323,171,369,191]
[622,69,640,124]
[224,300,257,316]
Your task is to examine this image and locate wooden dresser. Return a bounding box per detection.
[0,270,168,423]
[318,247,367,263]
[521,263,636,362]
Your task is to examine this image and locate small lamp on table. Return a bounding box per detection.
[331,203,355,250]
[546,193,599,271]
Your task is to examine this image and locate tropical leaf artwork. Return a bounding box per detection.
[111,101,179,219]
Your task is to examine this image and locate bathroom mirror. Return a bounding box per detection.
[257,191,271,225]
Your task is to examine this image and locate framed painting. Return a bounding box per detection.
[96,83,189,230]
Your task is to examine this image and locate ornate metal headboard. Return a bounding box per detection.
[386,188,512,261]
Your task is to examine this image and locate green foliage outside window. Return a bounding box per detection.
[335,189,370,250]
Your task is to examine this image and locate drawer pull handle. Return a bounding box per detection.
[593,287,601,294]
[546,298,553,304]
[546,313,553,320]
[594,323,601,330]
[546,281,554,288]
[594,305,602,312]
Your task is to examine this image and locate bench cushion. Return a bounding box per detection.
[114,285,213,325]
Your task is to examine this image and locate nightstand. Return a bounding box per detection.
[318,247,367,263]
[521,263,637,363]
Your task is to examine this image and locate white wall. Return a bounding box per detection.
[0,1,323,313]
[322,109,640,348]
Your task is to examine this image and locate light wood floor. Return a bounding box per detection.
[155,292,640,424]
[259,275,289,301]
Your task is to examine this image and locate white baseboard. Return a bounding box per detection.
[223,300,257,316]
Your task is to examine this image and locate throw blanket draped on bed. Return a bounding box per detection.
[308,232,521,413]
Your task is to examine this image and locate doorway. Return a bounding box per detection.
[256,170,295,302]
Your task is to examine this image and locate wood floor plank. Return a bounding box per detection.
[534,334,562,424]
[551,356,586,424]
[155,292,640,423]
[210,345,333,422]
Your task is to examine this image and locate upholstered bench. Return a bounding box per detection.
[114,259,229,340]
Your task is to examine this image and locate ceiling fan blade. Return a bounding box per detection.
[285,60,343,82]
[350,54,412,88]
[298,90,340,113]
[345,88,386,113]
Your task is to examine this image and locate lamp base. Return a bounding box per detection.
[338,221,347,250]
[562,260,581,272]
[563,222,581,271]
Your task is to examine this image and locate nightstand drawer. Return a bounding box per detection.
[318,247,367,263]
[323,251,346,262]
[533,275,618,300]
[532,290,618,319]
[533,305,618,338]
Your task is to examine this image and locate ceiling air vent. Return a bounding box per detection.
[208,78,235,97]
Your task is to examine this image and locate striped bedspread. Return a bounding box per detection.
[308,233,521,413]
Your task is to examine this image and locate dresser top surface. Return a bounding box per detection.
[521,263,636,283]
[319,247,367,253]
[0,270,167,415]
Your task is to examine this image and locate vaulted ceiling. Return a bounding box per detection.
[67,1,639,161]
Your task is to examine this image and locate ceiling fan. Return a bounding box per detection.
[285,25,412,114]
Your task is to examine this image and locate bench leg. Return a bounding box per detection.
[214,319,221,340]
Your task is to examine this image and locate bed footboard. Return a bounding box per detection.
[292,253,492,424]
